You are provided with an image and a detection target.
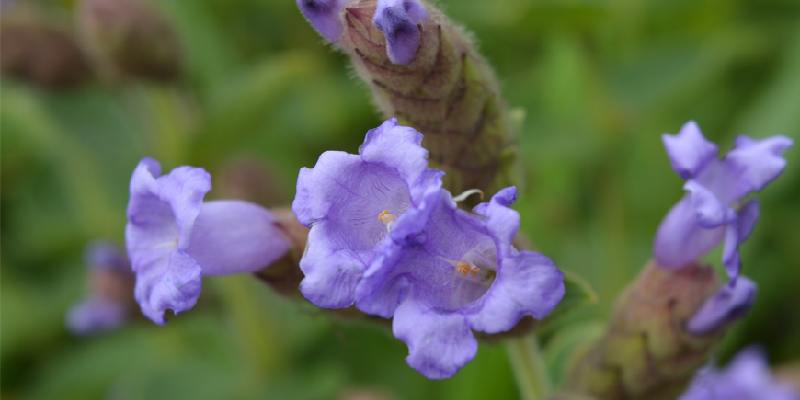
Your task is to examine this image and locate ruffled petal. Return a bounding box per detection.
[373,0,428,64]
[467,251,564,333]
[684,180,736,228]
[296,0,346,43]
[360,118,430,185]
[292,151,362,226]
[686,277,757,335]
[725,135,793,198]
[737,200,760,244]
[392,298,477,380]
[654,196,726,268]
[298,222,367,308]
[186,201,289,275]
[662,121,718,179]
[66,297,127,335]
[474,186,520,257]
[133,250,202,325]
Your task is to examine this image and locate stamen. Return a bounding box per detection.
[455,260,481,277]
[378,210,397,225]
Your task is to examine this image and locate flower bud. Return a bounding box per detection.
[564,261,731,400]
[0,16,91,88]
[77,0,182,83]
[297,0,516,196]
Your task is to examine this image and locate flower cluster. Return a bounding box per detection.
[680,347,797,400]
[297,0,428,65]
[125,158,290,324]
[292,118,565,378]
[66,241,133,335]
[654,121,792,334]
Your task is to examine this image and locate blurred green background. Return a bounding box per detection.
[2,0,799,399]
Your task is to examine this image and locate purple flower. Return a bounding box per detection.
[373,0,428,65]
[66,298,127,335]
[292,118,443,308]
[85,240,129,271]
[654,121,792,280]
[66,242,133,336]
[355,187,565,379]
[680,347,797,400]
[686,277,757,335]
[126,158,290,324]
[296,0,346,43]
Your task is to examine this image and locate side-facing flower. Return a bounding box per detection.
[292,118,442,308]
[655,121,793,280]
[356,187,565,379]
[680,347,798,400]
[66,241,133,335]
[126,158,290,324]
[372,0,428,64]
[686,276,757,335]
[296,0,347,43]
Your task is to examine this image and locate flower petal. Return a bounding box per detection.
[296,0,346,43]
[737,200,760,244]
[66,297,126,335]
[725,135,793,198]
[133,250,202,325]
[373,0,428,64]
[467,251,564,333]
[186,201,289,275]
[298,222,366,308]
[662,121,718,179]
[392,298,477,380]
[684,180,736,228]
[359,118,430,188]
[654,196,726,269]
[686,277,757,335]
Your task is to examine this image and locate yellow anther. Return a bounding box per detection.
[378,210,397,226]
[455,260,480,277]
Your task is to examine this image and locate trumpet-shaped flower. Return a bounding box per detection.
[356,187,564,379]
[126,158,289,324]
[655,121,792,280]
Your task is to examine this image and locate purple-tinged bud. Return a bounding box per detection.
[296,0,347,43]
[686,277,757,336]
[85,240,129,272]
[565,261,723,400]
[125,158,290,324]
[372,0,428,65]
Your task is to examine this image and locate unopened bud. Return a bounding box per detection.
[77,0,182,83]
[1,16,91,87]
[565,261,730,400]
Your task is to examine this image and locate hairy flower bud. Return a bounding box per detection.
[564,261,731,400]
[297,0,516,195]
[77,0,182,83]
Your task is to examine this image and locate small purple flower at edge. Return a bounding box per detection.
[296,0,347,43]
[126,158,290,324]
[292,118,565,379]
[680,347,798,400]
[654,121,792,280]
[653,121,792,335]
[373,0,429,65]
[67,242,132,335]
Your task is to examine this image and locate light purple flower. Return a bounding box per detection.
[680,347,798,400]
[126,158,290,324]
[296,0,347,43]
[292,118,443,309]
[85,240,129,271]
[654,121,792,280]
[355,187,565,379]
[373,0,428,65]
[687,276,757,335]
[66,298,127,335]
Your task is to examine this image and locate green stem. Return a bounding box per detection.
[507,335,552,400]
